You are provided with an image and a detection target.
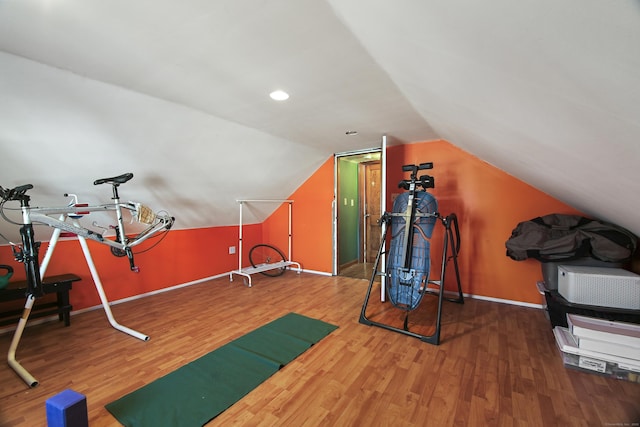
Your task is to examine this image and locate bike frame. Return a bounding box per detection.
[1,174,173,387]
[29,201,172,271]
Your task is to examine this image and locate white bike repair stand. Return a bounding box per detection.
[47,222,149,341]
[7,222,148,387]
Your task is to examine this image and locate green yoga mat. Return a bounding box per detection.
[105,312,338,427]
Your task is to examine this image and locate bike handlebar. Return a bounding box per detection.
[397,163,435,191]
[0,184,34,202]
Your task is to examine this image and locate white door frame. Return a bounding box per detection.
[333,138,387,286]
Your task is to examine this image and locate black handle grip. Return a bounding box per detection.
[0,184,34,201]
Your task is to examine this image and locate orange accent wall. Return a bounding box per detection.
[262,157,335,273]
[0,224,260,311]
[386,140,583,304]
[262,140,583,305]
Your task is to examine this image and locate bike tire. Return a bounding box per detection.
[249,244,287,277]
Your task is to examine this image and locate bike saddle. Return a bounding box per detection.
[94,173,134,186]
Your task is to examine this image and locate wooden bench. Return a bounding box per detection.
[0,274,81,327]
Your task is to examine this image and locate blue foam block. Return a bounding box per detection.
[46,389,88,427]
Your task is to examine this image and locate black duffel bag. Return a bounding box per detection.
[505,214,637,263]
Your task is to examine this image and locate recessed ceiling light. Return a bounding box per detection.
[270,90,289,101]
[345,130,358,135]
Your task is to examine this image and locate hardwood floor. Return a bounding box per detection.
[339,262,377,281]
[0,272,638,426]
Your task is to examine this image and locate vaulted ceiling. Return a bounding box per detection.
[1,0,639,242]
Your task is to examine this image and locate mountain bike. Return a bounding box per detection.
[0,173,174,386]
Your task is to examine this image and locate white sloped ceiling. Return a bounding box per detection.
[327,0,640,235]
[0,0,639,243]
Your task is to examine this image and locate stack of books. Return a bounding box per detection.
[553,313,640,383]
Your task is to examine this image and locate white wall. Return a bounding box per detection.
[0,52,328,242]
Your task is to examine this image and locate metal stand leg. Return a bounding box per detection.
[443,213,464,304]
[359,217,389,325]
[76,235,149,341]
[359,212,464,345]
[7,295,39,387]
[7,222,48,387]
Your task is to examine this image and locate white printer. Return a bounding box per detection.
[558,265,640,310]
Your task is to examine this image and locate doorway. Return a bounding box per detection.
[335,151,382,280]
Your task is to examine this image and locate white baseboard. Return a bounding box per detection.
[465,293,544,309]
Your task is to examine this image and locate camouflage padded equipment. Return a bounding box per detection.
[386,190,438,310]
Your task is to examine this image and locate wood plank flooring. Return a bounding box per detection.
[0,272,638,426]
[339,262,376,281]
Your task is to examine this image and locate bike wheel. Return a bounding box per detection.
[249,244,287,277]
